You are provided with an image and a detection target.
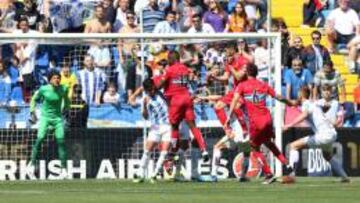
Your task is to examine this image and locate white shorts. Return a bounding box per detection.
[148,124,171,143]
[302,131,337,153]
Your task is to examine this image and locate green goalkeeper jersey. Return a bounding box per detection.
[30,84,70,118]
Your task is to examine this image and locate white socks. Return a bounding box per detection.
[211,149,221,177]
[139,150,150,178]
[153,151,168,177]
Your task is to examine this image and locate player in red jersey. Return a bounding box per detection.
[227,63,295,184]
[208,42,250,132]
[155,50,209,162]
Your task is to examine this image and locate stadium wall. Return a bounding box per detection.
[0,128,359,180]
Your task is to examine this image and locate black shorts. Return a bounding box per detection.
[335,31,355,45]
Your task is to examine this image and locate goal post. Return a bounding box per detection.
[0,32,283,180]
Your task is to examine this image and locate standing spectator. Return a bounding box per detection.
[113,0,132,32]
[177,0,203,32]
[284,58,314,100]
[347,35,360,74]
[134,0,170,16]
[326,0,360,53]
[102,0,117,25]
[84,4,111,33]
[203,42,225,69]
[60,61,77,99]
[87,43,112,82]
[244,0,267,29]
[153,10,179,34]
[313,60,346,101]
[141,0,165,33]
[187,14,215,33]
[76,55,106,106]
[0,0,17,29]
[6,57,23,103]
[284,36,304,68]
[118,11,140,64]
[14,0,40,30]
[225,1,248,33]
[254,39,271,81]
[203,0,228,33]
[302,30,331,75]
[103,82,120,104]
[0,59,11,105]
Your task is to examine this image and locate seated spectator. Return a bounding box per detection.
[177,0,203,32]
[284,36,304,68]
[354,75,360,111]
[203,0,228,33]
[60,61,77,99]
[102,0,116,25]
[141,0,165,33]
[87,44,112,82]
[84,4,111,33]
[313,60,346,101]
[76,55,106,106]
[134,0,170,16]
[103,82,120,104]
[113,0,132,32]
[153,10,180,34]
[302,30,331,75]
[326,0,360,53]
[203,42,225,69]
[284,58,313,100]
[302,0,335,27]
[0,0,17,29]
[0,59,11,105]
[244,0,267,30]
[187,14,215,33]
[14,0,40,30]
[347,35,360,74]
[225,1,249,33]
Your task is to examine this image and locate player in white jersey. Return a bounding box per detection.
[134,78,171,183]
[283,86,349,183]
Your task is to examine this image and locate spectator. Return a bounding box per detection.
[284,58,313,100]
[347,35,360,74]
[354,75,360,111]
[113,0,132,32]
[65,84,89,128]
[284,36,304,68]
[87,43,112,82]
[134,0,170,16]
[0,0,17,29]
[187,14,215,33]
[225,1,248,33]
[14,0,40,30]
[103,82,120,104]
[326,0,360,53]
[203,42,225,69]
[177,0,203,32]
[272,18,290,67]
[60,61,77,99]
[0,59,11,105]
[244,0,267,30]
[302,0,331,27]
[203,0,228,33]
[76,55,106,105]
[254,39,271,81]
[5,57,23,103]
[313,60,346,101]
[118,11,140,64]
[180,44,201,71]
[84,4,111,33]
[102,0,117,25]
[153,10,180,33]
[302,30,331,75]
[141,0,165,33]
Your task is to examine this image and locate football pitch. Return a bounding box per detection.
[0,177,359,203]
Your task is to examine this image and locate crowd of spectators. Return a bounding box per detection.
[0,0,358,127]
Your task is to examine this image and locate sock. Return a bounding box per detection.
[154,151,167,177]
[171,130,180,151]
[139,150,150,178]
[215,108,227,126]
[289,149,299,170]
[253,151,272,176]
[211,149,221,176]
[31,137,44,166]
[175,149,185,175]
[241,155,249,178]
[330,157,348,178]
[190,127,206,151]
[191,147,201,178]
[266,142,288,165]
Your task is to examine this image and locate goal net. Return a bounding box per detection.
[0,33,283,180]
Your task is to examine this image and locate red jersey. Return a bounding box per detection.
[235,78,275,120]
[225,55,249,86]
[161,62,191,98]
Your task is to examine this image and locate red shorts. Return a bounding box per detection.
[249,117,274,147]
[168,94,195,125]
[220,90,235,105]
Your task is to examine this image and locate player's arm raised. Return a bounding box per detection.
[225,92,241,127]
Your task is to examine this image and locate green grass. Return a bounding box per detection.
[0,177,359,203]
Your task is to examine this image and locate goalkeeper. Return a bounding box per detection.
[30,70,70,169]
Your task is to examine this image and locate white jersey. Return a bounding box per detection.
[302,100,336,135]
[145,92,169,126]
[315,99,340,125]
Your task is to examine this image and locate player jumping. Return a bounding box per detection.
[283,85,350,183]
